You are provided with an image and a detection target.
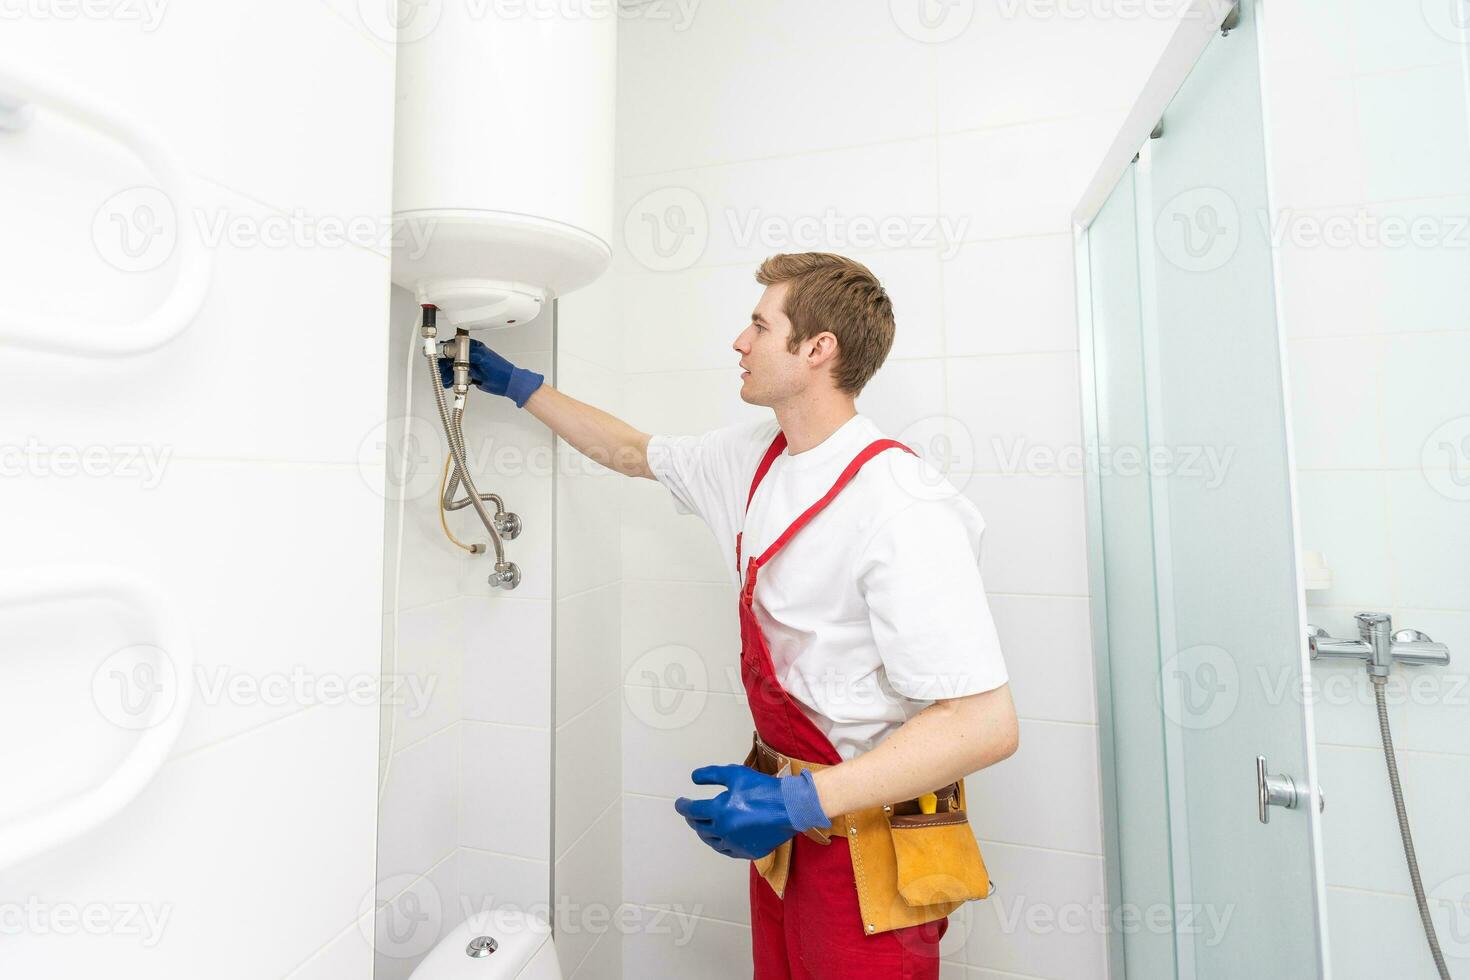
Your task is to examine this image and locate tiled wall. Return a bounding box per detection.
[1261,3,1470,976]
[0,5,393,979]
[376,289,557,979]
[608,4,1178,977]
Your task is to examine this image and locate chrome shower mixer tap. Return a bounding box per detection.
[1307,612,1451,677]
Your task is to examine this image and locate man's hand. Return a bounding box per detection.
[673,764,831,860]
[437,337,544,407]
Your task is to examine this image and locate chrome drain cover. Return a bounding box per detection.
[466,936,498,958]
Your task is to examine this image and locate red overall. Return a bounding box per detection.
[737,430,948,980]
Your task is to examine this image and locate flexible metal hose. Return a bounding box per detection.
[1373,674,1451,979]
[443,404,505,513]
[424,342,506,563]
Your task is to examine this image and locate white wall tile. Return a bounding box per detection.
[461,722,550,860]
[964,842,1108,977]
[621,793,750,924]
[555,801,623,974]
[556,691,622,859]
[968,720,1103,855]
[462,596,553,728]
[943,235,1079,355]
[380,723,460,881]
[557,584,623,723]
[938,113,1125,241]
[989,595,1096,725]
[947,351,1082,473]
[621,689,752,799]
[963,474,1089,596]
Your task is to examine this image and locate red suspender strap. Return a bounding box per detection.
[736,431,789,573]
[746,431,788,512]
[750,438,914,571]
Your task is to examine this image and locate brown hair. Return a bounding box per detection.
[755,252,895,395]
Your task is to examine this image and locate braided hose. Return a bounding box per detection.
[1373,674,1451,979]
[443,404,505,513]
[424,342,506,564]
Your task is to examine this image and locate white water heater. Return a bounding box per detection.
[390,2,616,329]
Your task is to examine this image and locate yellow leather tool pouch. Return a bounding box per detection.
[742,732,994,934]
[885,780,992,907]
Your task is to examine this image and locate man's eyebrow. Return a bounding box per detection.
[751,311,767,324]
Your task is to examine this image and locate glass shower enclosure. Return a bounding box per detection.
[1072,1,1330,976]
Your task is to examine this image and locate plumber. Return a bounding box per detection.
[440,251,1019,979]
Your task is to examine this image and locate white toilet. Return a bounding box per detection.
[409,909,563,980]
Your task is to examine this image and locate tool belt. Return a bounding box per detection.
[743,731,995,936]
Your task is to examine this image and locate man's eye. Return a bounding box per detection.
[754,323,765,332]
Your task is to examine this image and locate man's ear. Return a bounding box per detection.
[806,332,840,367]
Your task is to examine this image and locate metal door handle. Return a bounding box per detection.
[1257,755,1300,824]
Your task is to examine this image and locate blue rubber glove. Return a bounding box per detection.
[437,338,544,408]
[673,764,831,860]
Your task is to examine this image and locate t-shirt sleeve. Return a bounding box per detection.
[855,496,1009,702]
[645,418,777,528]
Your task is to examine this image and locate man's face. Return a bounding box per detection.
[733,282,817,407]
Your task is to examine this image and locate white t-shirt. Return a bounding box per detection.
[646,413,1008,760]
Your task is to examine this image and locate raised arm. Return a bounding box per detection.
[523,384,654,480]
[442,338,655,480]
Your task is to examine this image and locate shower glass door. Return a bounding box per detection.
[1077,3,1329,977]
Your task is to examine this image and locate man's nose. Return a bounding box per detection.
[732,330,749,353]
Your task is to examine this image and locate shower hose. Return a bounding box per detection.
[1374,673,1450,979]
